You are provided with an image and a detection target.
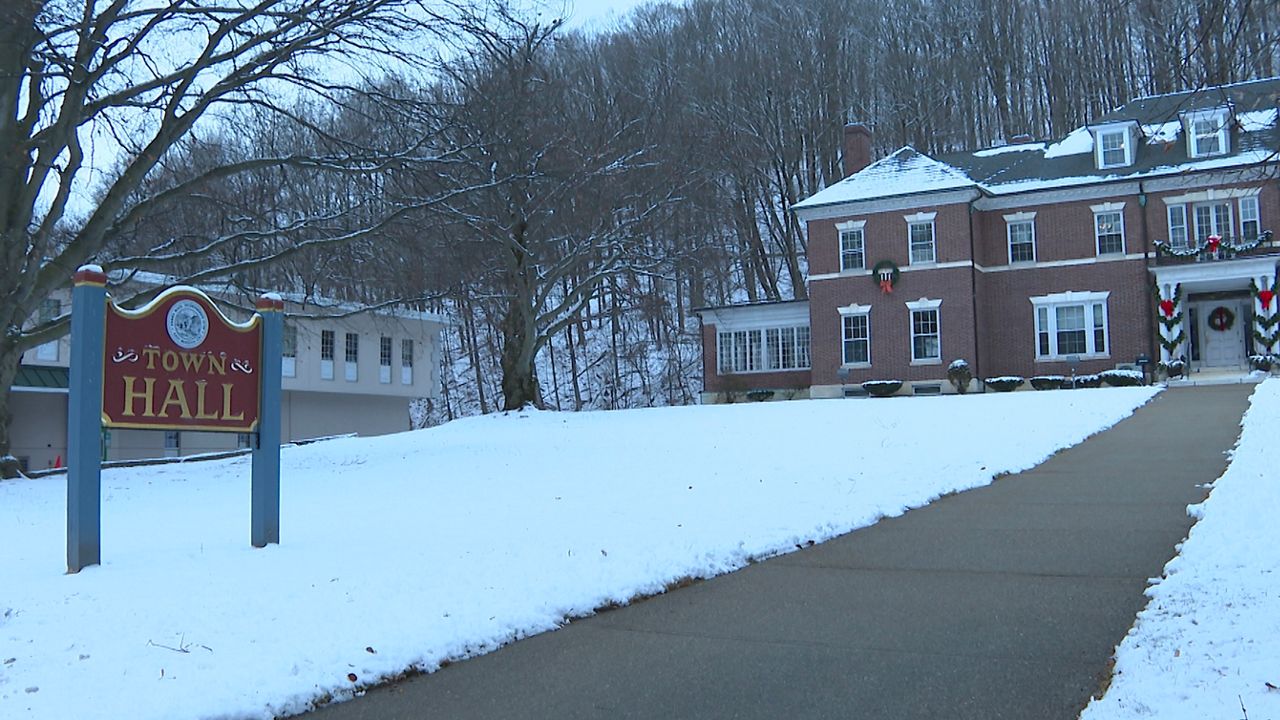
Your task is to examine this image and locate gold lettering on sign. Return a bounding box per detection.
[121,376,157,417]
[220,383,245,421]
[193,380,221,420]
[142,347,161,370]
[158,379,193,419]
[180,352,206,374]
[161,351,179,372]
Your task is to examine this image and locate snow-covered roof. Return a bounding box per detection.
[795,76,1280,212]
[793,147,976,210]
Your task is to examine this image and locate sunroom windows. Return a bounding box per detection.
[717,325,811,374]
[1031,291,1109,360]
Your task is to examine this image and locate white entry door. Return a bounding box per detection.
[1199,302,1246,367]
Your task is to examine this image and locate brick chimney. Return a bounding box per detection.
[842,123,872,178]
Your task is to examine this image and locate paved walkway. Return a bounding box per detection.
[302,385,1253,720]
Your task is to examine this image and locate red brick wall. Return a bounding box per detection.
[699,322,811,393]
[808,267,979,385]
[975,260,1152,379]
[973,194,1144,266]
[807,202,972,276]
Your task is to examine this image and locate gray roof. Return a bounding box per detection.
[795,77,1280,211]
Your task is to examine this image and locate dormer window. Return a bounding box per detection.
[1091,122,1135,170]
[1184,108,1230,158]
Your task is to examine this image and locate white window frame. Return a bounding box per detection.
[401,339,414,385]
[716,324,812,375]
[1030,291,1110,361]
[1004,212,1036,264]
[838,303,872,367]
[344,332,359,382]
[379,336,393,384]
[1239,195,1260,240]
[281,322,297,378]
[1095,128,1131,168]
[1091,202,1126,255]
[1189,201,1233,246]
[1185,109,1229,158]
[904,212,937,265]
[320,329,335,380]
[837,220,867,272]
[906,297,942,365]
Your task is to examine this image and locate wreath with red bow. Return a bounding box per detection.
[1208,306,1235,332]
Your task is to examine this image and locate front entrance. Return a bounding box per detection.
[1192,299,1248,368]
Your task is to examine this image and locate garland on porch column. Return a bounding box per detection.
[1250,277,1280,357]
[1153,281,1186,362]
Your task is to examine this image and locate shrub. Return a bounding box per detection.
[946,359,972,394]
[1100,369,1144,387]
[862,380,903,397]
[1159,359,1185,378]
[746,389,775,402]
[983,376,1024,392]
[1249,354,1277,372]
[1030,375,1065,391]
[1071,373,1102,389]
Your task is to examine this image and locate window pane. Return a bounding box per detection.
[732,331,747,372]
[796,326,811,368]
[747,330,762,371]
[911,309,939,360]
[345,333,359,362]
[1101,131,1126,165]
[1240,197,1260,239]
[910,222,935,263]
[780,327,795,369]
[840,229,865,271]
[1008,221,1034,262]
[765,328,780,370]
[1056,305,1086,355]
[321,330,334,360]
[1168,205,1188,248]
[380,337,392,366]
[842,315,869,364]
[1095,212,1124,254]
[1092,303,1106,353]
[282,323,298,358]
[717,332,732,373]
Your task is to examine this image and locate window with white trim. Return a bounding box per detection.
[35,299,59,361]
[379,336,392,384]
[344,332,359,381]
[716,325,811,374]
[1095,211,1124,255]
[908,221,935,264]
[401,339,414,385]
[320,329,335,380]
[281,322,297,378]
[1167,205,1189,248]
[910,309,940,362]
[1240,196,1260,240]
[1032,292,1109,360]
[839,226,865,271]
[841,314,870,365]
[1188,114,1228,157]
[1006,216,1036,263]
[1097,129,1130,168]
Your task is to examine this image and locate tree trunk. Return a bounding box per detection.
[499,293,542,411]
[0,342,25,477]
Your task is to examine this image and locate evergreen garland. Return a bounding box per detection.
[1250,277,1280,354]
[1153,281,1185,357]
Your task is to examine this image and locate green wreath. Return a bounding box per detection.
[1208,306,1235,332]
[871,260,900,293]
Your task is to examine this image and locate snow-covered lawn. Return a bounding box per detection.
[1,389,1158,720]
[1082,379,1280,720]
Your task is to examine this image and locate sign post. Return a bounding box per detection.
[65,266,283,571]
[67,266,108,573]
[251,295,283,547]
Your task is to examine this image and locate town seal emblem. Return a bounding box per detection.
[165,299,210,349]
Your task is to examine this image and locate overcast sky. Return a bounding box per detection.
[561,0,658,31]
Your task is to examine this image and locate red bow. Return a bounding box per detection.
[1206,235,1221,251]
[1260,290,1275,310]
[1159,299,1176,317]
[879,278,894,294]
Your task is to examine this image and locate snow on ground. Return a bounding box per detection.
[1081,379,1280,720]
[0,388,1158,720]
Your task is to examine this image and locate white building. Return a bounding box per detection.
[12,281,445,473]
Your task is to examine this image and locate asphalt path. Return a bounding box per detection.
[299,384,1254,720]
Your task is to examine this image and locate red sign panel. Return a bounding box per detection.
[103,288,261,432]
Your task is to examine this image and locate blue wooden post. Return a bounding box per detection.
[251,295,283,547]
[67,265,108,573]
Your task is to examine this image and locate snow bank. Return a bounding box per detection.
[0,388,1157,719]
[1081,380,1280,720]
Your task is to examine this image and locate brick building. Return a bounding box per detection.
[697,77,1280,402]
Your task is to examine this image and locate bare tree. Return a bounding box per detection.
[0,0,474,472]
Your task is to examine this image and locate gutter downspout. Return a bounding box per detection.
[967,191,984,392]
[1139,182,1157,369]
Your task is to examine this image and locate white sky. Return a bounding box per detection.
[562,0,658,31]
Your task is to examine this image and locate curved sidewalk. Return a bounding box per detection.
[303,385,1253,720]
